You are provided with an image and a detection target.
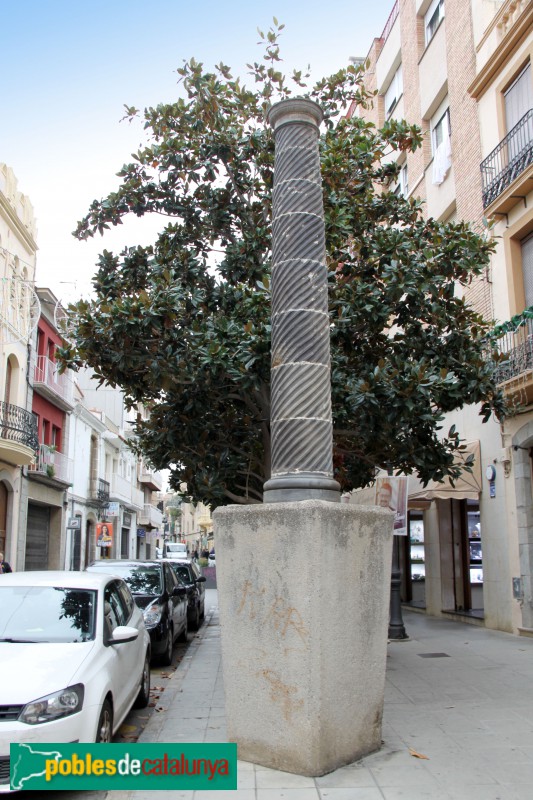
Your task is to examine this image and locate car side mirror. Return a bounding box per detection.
[196,576,206,583]
[110,625,140,645]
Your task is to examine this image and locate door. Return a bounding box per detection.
[72,529,81,571]
[25,504,50,570]
[103,580,142,722]
[439,499,477,612]
[121,527,129,558]
[505,63,533,162]
[0,482,7,554]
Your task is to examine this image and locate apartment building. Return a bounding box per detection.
[65,381,108,569]
[0,165,39,567]
[19,287,75,570]
[356,0,532,634]
[75,371,164,561]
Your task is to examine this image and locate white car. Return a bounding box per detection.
[163,542,188,560]
[0,571,151,793]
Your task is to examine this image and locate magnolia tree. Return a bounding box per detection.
[59,23,508,508]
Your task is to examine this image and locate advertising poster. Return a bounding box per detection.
[375,476,409,536]
[96,522,113,548]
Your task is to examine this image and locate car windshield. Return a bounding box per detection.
[92,564,163,596]
[0,586,97,643]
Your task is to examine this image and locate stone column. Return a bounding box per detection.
[213,98,394,777]
[263,99,340,503]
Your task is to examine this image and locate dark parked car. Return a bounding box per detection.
[164,559,206,630]
[86,560,188,665]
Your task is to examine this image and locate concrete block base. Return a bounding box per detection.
[213,500,393,776]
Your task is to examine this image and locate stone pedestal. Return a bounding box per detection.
[213,500,393,776]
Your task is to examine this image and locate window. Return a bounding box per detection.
[431,108,452,185]
[51,425,61,452]
[432,108,451,153]
[425,0,444,46]
[393,164,408,198]
[384,64,403,118]
[104,582,127,634]
[522,233,533,309]
[505,63,532,133]
[116,581,135,621]
[4,360,12,405]
[505,63,533,163]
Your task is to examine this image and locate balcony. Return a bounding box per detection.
[138,465,163,492]
[0,402,38,466]
[481,109,533,211]
[138,504,163,530]
[493,312,533,405]
[34,356,74,411]
[131,486,144,510]
[111,474,134,504]
[89,477,110,503]
[28,444,72,484]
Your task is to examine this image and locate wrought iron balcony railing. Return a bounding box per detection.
[0,401,39,452]
[492,310,533,385]
[97,478,110,503]
[481,109,533,208]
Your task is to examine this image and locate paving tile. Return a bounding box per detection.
[315,764,376,788]
[484,762,533,785]
[255,767,316,789]
[236,769,256,789]
[318,789,384,800]
[257,790,320,800]
[193,790,255,800]
[369,763,439,788]
[380,790,453,800]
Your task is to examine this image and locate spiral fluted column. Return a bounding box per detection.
[263,98,340,503]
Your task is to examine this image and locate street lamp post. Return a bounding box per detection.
[388,535,408,639]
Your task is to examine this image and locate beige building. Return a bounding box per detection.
[161,489,213,555]
[0,165,39,566]
[356,0,532,634]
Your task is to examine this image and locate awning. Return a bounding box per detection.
[408,440,482,505]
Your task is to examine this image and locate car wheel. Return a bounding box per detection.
[134,651,151,708]
[160,625,173,666]
[178,615,188,643]
[96,699,113,743]
[190,604,200,631]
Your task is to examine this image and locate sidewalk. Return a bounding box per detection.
[108,601,533,800]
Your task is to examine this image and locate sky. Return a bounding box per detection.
[3,0,394,306]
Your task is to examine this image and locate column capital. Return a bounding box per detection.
[267,98,323,132]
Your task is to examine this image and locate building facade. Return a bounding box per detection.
[0,165,39,567]
[21,287,75,570]
[75,371,164,562]
[356,0,532,635]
